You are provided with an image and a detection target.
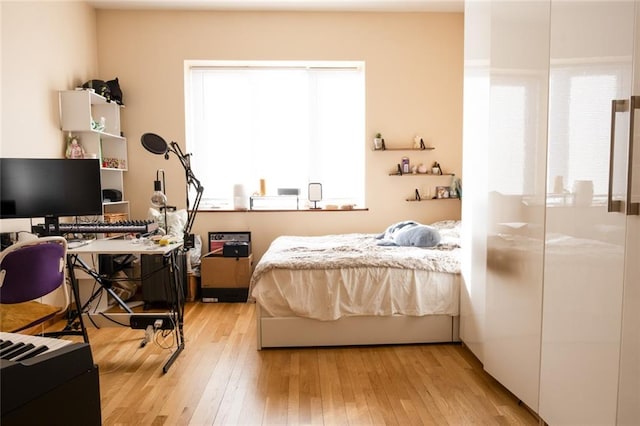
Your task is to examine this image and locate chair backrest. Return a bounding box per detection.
[0,237,67,304]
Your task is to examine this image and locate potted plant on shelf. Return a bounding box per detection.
[432,161,442,175]
[373,133,385,150]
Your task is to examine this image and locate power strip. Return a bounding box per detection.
[130,314,175,330]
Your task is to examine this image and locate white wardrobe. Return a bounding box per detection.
[461,1,640,424]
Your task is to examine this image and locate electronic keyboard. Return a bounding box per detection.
[0,332,101,425]
[0,332,73,362]
[59,220,158,234]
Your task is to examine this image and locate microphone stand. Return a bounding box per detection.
[165,141,204,250]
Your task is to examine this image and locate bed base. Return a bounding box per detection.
[256,304,460,349]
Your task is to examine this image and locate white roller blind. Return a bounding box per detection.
[186,62,365,209]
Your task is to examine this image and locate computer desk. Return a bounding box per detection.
[65,238,185,374]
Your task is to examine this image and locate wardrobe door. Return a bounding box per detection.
[460,0,491,362]
[481,0,550,412]
[539,1,635,424]
[617,2,640,424]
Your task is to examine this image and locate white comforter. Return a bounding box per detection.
[250,221,461,321]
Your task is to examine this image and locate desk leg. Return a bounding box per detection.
[162,334,185,373]
[162,248,186,374]
[55,254,90,343]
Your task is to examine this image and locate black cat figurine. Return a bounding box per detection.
[106,78,124,105]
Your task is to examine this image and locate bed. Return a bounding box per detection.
[250,220,462,349]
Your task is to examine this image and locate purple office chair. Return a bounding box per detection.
[0,237,69,333]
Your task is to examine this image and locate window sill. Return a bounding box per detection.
[199,208,369,213]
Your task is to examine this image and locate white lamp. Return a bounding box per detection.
[151,169,168,208]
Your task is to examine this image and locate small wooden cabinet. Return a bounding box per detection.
[200,254,253,302]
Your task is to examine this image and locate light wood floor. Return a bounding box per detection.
[57,302,538,425]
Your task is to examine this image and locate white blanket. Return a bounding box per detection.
[251,220,461,286]
[250,221,461,321]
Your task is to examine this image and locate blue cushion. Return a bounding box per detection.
[376,221,441,248]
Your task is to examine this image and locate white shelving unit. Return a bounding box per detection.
[59,90,128,217]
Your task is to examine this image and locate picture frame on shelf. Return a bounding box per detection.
[436,186,451,199]
[65,135,86,159]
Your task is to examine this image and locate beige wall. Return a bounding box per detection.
[0,0,98,233]
[95,10,463,260]
[0,4,463,260]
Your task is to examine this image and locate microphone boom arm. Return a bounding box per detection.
[167,141,204,249]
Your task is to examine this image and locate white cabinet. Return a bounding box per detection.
[59,90,128,217]
[462,0,640,423]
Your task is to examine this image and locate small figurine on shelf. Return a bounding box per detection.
[90,116,105,132]
[413,136,422,149]
[413,136,427,150]
[65,134,85,159]
[374,133,385,150]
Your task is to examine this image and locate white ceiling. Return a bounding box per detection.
[87,0,464,12]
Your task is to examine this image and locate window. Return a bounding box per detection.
[185,61,365,210]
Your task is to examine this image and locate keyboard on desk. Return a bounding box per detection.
[59,220,158,234]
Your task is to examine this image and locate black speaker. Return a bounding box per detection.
[102,189,122,202]
[141,253,186,307]
[223,241,250,257]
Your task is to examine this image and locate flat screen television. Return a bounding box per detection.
[0,158,103,234]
